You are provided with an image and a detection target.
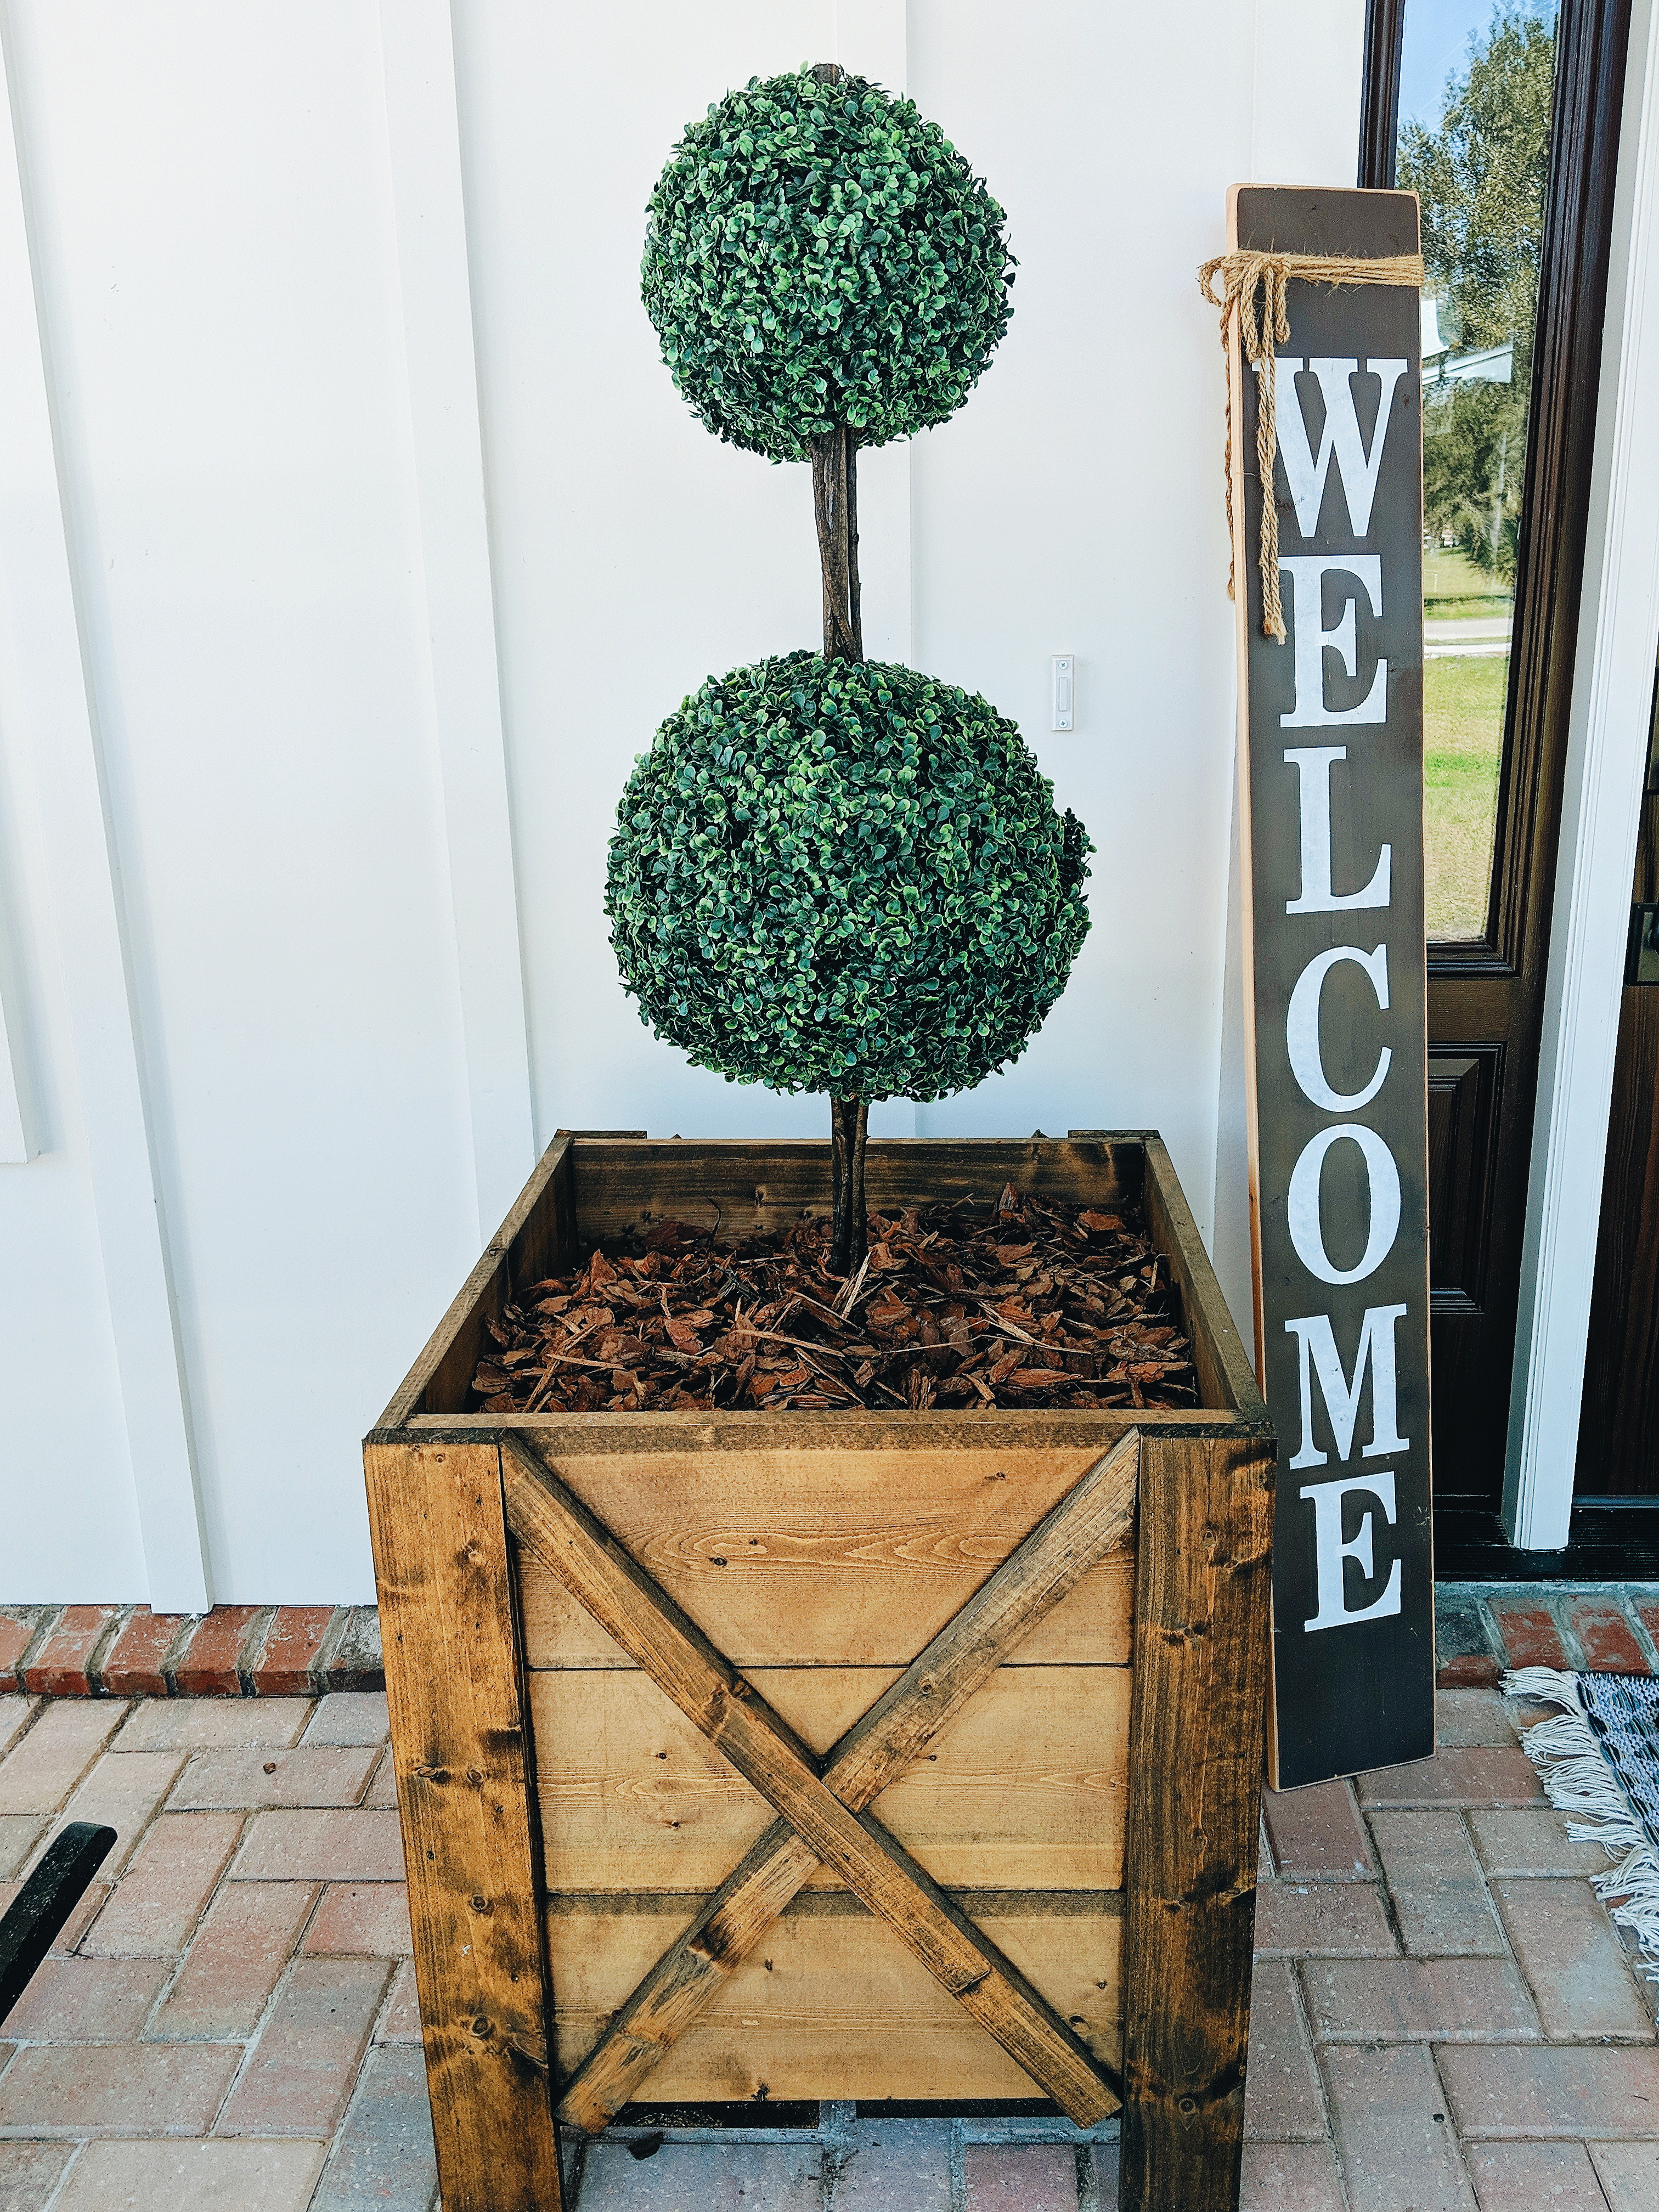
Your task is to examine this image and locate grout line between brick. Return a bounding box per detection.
[306,1609,353,1700]
[33,2136,87,2212]
[8,1610,64,1695]
[235,1607,279,1699]
[82,1606,133,1696]
[1616,1588,1659,1673]
[1425,2042,1482,2207]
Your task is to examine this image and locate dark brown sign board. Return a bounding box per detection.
[1227,186,1436,1790]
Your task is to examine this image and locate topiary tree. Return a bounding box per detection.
[608,63,1092,1273]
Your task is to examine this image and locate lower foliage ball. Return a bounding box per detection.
[605,651,1092,1101]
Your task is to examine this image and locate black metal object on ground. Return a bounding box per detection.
[0,1820,116,2025]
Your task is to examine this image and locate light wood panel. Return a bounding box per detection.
[522,1552,1133,1671]
[550,1901,1123,2101]
[519,1445,1114,1668]
[503,1437,1116,2125]
[547,1434,1137,2129]
[530,1664,1130,1897]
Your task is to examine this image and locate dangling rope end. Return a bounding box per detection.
[1198,246,1424,646]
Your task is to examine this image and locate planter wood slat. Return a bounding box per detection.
[363,1439,564,2212]
[366,1132,1274,2212]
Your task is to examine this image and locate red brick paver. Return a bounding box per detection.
[1467,1808,1611,1877]
[1358,1747,1543,1807]
[1301,1957,1538,2042]
[253,1606,338,1696]
[302,1881,412,1956]
[1244,1962,1325,2140]
[375,1957,421,2044]
[0,1609,53,1689]
[150,1880,320,2040]
[83,1813,243,1957]
[1437,2043,1659,2137]
[1239,2139,1346,2211]
[0,2141,74,2207]
[1252,1880,1397,1957]
[53,2138,330,2210]
[229,1809,404,1884]
[1486,1600,1571,1671]
[170,1607,267,1696]
[20,1607,123,1697]
[1491,1878,1654,2038]
[1,1956,171,2041]
[0,1702,128,1815]
[216,1957,390,2137]
[168,1745,379,1811]
[50,1750,186,1874]
[1369,1810,1504,1955]
[1463,2140,1610,2210]
[0,2042,242,2135]
[1321,2041,1478,2212]
[1591,2141,1659,2211]
[961,2145,1077,2210]
[100,1609,189,1698]
[1565,1599,1650,1674]
[1262,1781,1374,1880]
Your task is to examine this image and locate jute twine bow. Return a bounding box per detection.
[1198,251,1425,640]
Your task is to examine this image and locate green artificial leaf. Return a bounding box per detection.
[641,67,1015,460]
[605,653,1091,1102]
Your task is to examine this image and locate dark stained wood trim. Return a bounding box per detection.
[364,1440,563,2212]
[1119,1432,1274,2211]
[1358,0,1407,189]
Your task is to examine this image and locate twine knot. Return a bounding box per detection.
[1197,250,1425,640]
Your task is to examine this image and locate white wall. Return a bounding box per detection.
[0,0,1362,1604]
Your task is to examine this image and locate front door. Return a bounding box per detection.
[1363,0,1634,1570]
[1577,676,1659,1496]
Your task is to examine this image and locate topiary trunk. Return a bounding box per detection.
[813,63,868,1272]
[829,1094,870,1276]
[810,424,862,661]
[815,417,866,1264]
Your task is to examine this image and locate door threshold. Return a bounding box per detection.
[1436,1504,1659,1581]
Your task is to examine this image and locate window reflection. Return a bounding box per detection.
[1397,2,1556,939]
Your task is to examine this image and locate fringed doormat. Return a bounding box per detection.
[1505,1667,1659,1976]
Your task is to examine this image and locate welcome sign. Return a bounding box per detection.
[1222,187,1435,1790]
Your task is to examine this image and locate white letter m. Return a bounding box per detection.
[1284,1305,1410,1471]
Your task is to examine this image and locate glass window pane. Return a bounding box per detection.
[1397,2,1558,939]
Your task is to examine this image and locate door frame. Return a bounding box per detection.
[1506,0,1659,1547]
[1362,0,1659,1564]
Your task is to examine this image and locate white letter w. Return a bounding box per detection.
[1274,358,1407,540]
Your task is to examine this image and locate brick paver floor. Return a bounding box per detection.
[2,1678,1658,2207]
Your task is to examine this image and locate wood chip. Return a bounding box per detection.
[471,1188,1197,1415]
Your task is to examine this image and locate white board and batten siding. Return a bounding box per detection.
[15,0,1549,1610]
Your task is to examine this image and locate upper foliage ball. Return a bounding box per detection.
[605,653,1091,1101]
[642,67,1014,461]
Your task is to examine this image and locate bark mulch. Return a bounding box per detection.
[472,1183,1198,1415]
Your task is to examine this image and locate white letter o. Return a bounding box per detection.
[1286,1123,1401,1286]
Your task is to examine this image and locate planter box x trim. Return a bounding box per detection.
[500,1429,1135,2130]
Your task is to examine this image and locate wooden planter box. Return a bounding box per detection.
[364,1132,1274,2212]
